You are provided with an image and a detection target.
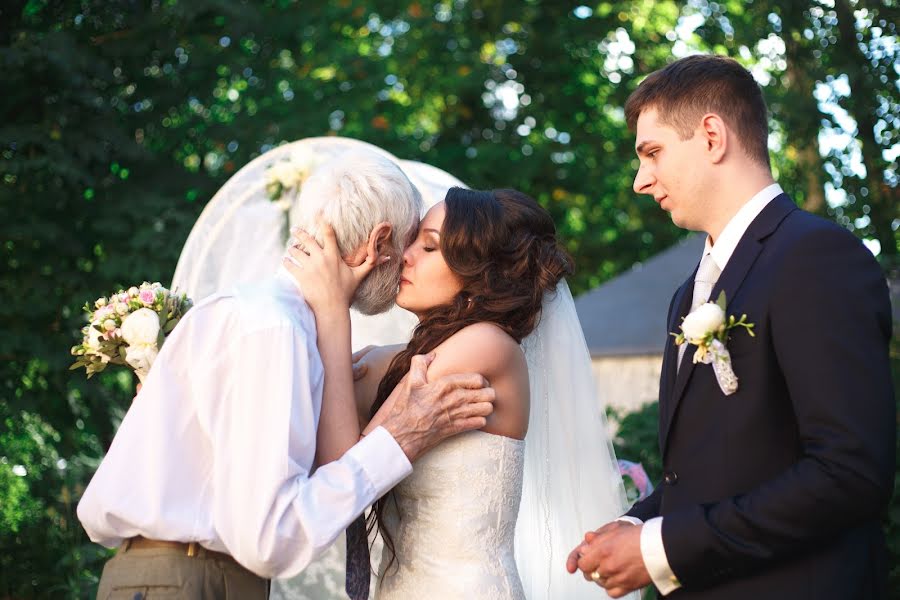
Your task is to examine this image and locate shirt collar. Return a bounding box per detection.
[703,183,783,271]
[276,263,306,298]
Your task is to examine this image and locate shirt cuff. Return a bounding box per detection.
[640,517,681,596]
[345,426,413,499]
[616,516,643,526]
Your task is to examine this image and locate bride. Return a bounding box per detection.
[284,185,638,600]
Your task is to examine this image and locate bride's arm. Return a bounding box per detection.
[310,309,361,466]
[365,322,527,440]
[282,224,388,466]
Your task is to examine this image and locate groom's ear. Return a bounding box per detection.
[700,113,728,164]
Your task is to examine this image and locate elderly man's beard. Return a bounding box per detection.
[351,248,403,315]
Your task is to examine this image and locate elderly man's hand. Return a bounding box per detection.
[566,521,651,598]
[378,353,495,462]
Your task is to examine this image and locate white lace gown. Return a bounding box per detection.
[375,430,526,600]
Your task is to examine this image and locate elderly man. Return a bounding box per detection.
[78,150,495,598]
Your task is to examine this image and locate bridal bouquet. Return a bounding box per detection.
[70,282,193,383]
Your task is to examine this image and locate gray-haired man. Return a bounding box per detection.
[78,150,495,598]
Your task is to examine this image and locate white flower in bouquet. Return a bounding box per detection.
[124,344,158,381]
[121,308,160,345]
[70,282,193,384]
[84,326,104,351]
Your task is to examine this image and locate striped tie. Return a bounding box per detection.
[677,252,722,370]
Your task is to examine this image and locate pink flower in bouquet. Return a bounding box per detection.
[139,289,156,305]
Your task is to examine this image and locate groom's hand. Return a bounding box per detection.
[567,521,650,598]
[379,353,495,462]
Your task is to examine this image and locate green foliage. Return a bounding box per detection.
[0,0,897,596]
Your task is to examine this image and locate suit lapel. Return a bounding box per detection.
[659,276,695,448]
[661,194,798,457]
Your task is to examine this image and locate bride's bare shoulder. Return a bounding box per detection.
[429,322,529,439]
[430,322,524,374]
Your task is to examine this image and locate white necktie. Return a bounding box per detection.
[677,252,722,369]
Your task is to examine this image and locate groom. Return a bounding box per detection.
[78,150,496,598]
[568,55,895,598]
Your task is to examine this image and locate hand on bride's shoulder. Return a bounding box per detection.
[428,323,529,440]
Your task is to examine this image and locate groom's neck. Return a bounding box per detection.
[704,164,775,244]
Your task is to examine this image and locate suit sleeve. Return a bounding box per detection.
[625,482,663,521]
[661,225,895,588]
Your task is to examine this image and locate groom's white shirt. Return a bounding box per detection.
[621,182,783,595]
[77,267,413,578]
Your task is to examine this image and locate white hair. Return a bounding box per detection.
[292,149,422,257]
[291,149,422,314]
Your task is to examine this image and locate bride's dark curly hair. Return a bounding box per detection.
[367,186,574,569]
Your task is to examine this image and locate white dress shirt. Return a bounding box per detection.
[77,268,413,579]
[622,182,784,595]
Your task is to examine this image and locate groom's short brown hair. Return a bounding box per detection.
[625,54,771,168]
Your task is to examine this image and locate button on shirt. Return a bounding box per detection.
[77,268,413,579]
[620,183,783,595]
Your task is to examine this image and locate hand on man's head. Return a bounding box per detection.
[380,353,495,462]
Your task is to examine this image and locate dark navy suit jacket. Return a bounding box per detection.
[627,195,895,599]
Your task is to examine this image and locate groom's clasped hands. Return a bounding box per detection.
[566,520,651,598]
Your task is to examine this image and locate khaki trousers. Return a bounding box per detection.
[96,543,268,599]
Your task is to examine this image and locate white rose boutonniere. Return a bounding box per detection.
[673,291,755,395]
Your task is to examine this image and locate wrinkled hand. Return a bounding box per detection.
[351,345,376,381]
[378,353,495,462]
[282,221,387,317]
[566,521,650,598]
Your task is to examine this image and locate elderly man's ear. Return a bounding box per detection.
[344,221,393,267]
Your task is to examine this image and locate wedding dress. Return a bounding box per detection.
[375,431,526,599]
[173,137,637,600]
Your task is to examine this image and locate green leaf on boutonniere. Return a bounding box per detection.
[715,290,727,311]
